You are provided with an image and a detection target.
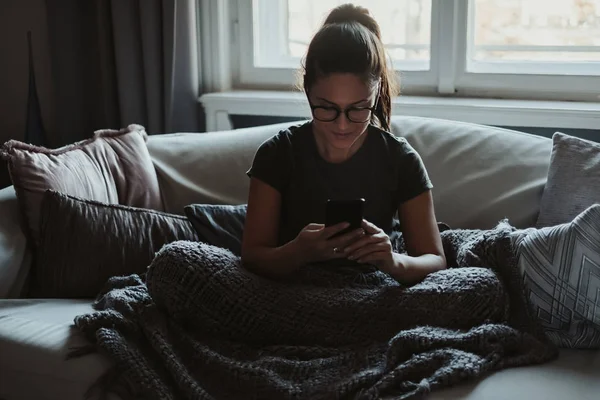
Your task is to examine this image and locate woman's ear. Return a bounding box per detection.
[303,83,310,101]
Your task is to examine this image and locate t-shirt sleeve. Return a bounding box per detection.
[396,140,433,204]
[246,131,292,193]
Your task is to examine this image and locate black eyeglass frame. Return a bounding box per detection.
[307,95,380,123]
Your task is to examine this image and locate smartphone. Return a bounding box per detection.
[325,198,365,237]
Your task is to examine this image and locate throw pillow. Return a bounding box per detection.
[184,204,247,256]
[0,124,163,247]
[390,219,451,254]
[31,190,198,298]
[536,132,600,228]
[512,204,600,349]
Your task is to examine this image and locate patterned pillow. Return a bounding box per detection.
[513,204,600,348]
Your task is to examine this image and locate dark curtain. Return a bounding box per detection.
[44,0,202,146]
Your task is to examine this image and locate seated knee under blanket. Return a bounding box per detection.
[147,241,507,347]
[71,221,558,400]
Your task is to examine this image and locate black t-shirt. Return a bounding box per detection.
[247,121,433,246]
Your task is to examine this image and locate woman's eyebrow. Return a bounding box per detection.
[316,96,370,106]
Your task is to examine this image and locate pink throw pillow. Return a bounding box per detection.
[1,124,163,246]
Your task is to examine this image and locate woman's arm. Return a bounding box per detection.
[241,177,305,278]
[392,189,447,284]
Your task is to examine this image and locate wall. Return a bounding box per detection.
[0,0,54,189]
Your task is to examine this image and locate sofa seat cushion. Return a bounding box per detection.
[1,300,598,400]
[0,299,119,400]
[430,348,600,400]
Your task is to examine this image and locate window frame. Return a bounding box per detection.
[230,0,600,101]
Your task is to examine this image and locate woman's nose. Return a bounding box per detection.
[335,112,351,131]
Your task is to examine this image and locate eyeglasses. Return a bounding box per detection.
[308,96,379,123]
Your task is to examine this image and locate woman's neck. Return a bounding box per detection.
[312,128,369,164]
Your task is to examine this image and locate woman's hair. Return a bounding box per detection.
[301,3,399,131]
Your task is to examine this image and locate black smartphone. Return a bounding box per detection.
[325,198,365,237]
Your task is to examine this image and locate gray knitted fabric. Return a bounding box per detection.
[72,221,557,400]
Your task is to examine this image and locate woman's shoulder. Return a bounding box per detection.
[261,121,311,147]
[248,122,311,183]
[252,121,311,167]
[368,124,419,158]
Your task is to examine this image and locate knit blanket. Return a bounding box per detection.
[71,221,557,400]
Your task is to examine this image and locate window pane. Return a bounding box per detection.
[287,0,431,63]
[471,0,600,62]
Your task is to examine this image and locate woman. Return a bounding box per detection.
[242,3,446,284]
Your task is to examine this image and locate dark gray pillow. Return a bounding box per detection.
[390,218,451,253]
[184,204,247,256]
[31,190,199,298]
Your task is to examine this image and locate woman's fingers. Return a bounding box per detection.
[355,250,387,265]
[343,232,385,254]
[305,223,325,231]
[325,228,365,258]
[361,219,381,234]
[348,242,388,260]
[322,222,350,239]
[331,228,364,246]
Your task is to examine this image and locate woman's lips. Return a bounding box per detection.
[332,132,353,139]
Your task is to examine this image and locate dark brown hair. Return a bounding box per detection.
[301,3,399,131]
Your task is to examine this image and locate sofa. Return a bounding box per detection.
[0,115,598,400]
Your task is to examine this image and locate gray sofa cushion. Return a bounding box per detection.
[537,132,600,228]
[0,299,116,400]
[0,186,30,298]
[394,117,553,229]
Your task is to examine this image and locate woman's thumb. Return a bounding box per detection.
[305,223,324,231]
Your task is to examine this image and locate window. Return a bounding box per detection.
[468,0,600,74]
[233,0,600,101]
[255,0,431,71]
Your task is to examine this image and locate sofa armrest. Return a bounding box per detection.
[0,185,31,298]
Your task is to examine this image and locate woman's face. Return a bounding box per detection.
[307,73,377,151]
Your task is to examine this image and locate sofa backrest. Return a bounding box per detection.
[146,122,293,214]
[146,116,553,229]
[394,117,552,229]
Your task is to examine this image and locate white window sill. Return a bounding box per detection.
[199,90,600,132]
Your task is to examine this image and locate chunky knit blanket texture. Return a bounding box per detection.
[71,221,557,400]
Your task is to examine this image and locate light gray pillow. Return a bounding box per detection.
[536,132,600,228]
[512,204,600,348]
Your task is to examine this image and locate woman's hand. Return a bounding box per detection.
[344,219,401,273]
[292,222,366,264]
